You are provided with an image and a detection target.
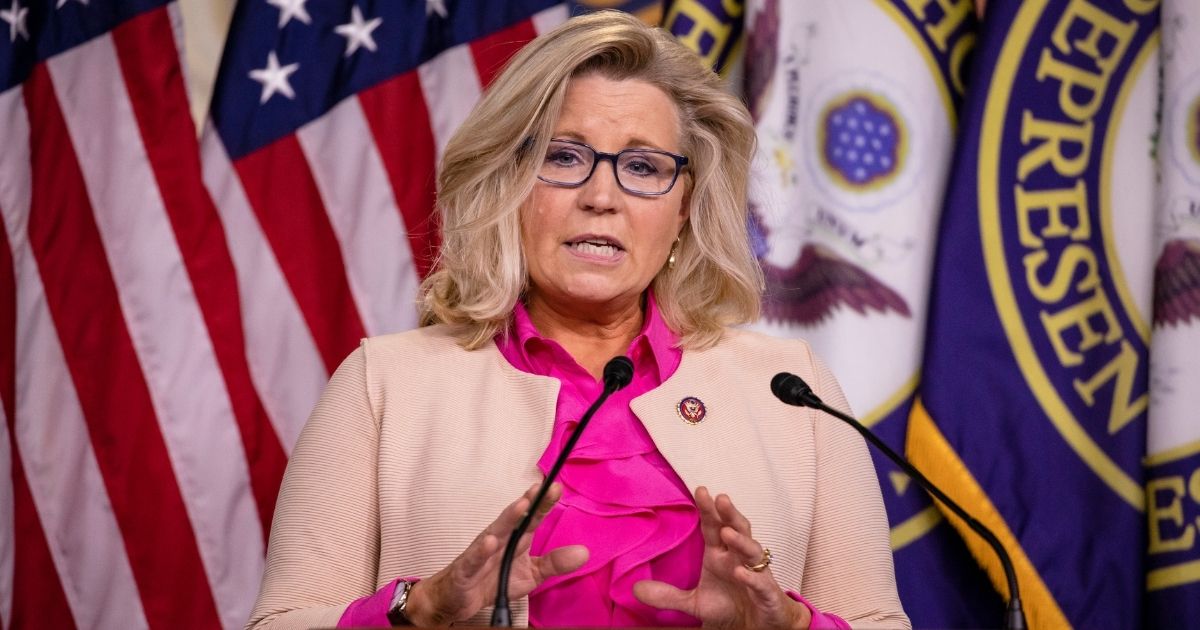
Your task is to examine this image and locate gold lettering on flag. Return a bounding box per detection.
[1009,0,1151,438]
[662,0,743,69]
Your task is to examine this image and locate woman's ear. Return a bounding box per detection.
[678,184,693,225]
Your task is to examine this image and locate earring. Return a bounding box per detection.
[668,239,679,269]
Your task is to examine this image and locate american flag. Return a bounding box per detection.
[0,0,569,627]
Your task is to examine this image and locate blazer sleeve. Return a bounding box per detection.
[799,348,911,629]
[246,345,383,630]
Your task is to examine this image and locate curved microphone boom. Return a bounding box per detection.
[491,356,635,626]
[771,372,1026,630]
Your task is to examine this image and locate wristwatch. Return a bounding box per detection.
[386,578,418,626]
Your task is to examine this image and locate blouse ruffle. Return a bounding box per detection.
[527,382,703,627]
[498,297,704,627]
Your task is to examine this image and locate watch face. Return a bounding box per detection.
[391,581,410,607]
[388,580,415,625]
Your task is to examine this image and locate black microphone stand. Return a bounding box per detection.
[772,373,1026,630]
[490,356,634,627]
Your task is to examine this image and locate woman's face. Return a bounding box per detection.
[520,74,690,316]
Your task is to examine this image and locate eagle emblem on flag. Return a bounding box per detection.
[1153,238,1200,328]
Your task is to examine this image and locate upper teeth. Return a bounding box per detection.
[572,241,618,256]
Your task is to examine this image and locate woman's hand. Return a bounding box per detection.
[403,482,588,626]
[633,486,812,630]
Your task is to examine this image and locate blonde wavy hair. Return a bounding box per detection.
[418,10,763,350]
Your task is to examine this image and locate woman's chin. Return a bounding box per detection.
[543,281,644,312]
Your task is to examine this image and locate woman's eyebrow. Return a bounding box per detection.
[551,130,673,152]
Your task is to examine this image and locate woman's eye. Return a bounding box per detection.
[546,150,582,166]
[623,157,658,176]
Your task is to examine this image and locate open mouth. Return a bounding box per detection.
[565,236,625,258]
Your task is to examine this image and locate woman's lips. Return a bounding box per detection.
[563,234,626,262]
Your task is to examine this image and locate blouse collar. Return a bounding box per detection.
[501,291,681,384]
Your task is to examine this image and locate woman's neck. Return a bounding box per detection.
[524,293,644,380]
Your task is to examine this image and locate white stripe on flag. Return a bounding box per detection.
[532,3,570,35]
[201,123,326,450]
[419,43,482,163]
[296,96,422,337]
[47,37,262,629]
[0,399,11,630]
[0,86,149,630]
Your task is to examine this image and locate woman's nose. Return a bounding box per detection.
[577,158,622,212]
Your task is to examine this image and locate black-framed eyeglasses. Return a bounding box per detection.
[536,138,689,196]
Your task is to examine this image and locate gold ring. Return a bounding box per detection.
[744,547,771,572]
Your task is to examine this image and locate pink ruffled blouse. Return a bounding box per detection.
[337,296,847,628]
[499,296,702,627]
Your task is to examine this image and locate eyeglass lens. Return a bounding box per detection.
[539,140,680,195]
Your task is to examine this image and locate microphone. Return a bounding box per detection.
[771,372,1026,630]
[491,356,635,626]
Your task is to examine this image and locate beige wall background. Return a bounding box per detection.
[179,0,235,132]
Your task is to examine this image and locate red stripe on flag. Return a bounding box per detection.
[6,454,76,630]
[358,71,440,279]
[469,18,539,88]
[112,7,285,539]
[0,205,76,629]
[234,136,367,373]
[23,64,221,630]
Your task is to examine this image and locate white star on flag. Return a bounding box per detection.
[248,51,301,104]
[266,0,311,28]
[426,0,448,19]
[55,0,89,9]
[1,0,28,42]
[334,6,382,57]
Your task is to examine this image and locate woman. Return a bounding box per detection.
[248,10,908,630]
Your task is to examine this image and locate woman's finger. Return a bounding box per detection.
[733,564,784,608]
[465,483,559,578]
[486,482,556,539]
[455,532,501,579]
[484,494,531,538]
[719,525,764,564]
[531,544,589,583]
[693,486,725,547]
[513,529,538,556]
[714,492,753,537]
[632,579,695,616]
[512,483,565,555]
[525,482,563,529]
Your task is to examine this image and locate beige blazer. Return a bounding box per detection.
[247,325,909,629]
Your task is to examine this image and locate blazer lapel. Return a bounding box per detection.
[628,345,811,594]
[630,348,776,510]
